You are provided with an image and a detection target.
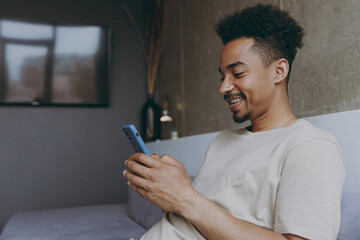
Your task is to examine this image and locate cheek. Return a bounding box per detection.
[246,77,273,103]
[235,76,254,92]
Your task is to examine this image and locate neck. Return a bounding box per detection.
[248,94,297,133]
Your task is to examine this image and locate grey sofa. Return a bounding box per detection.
[0,187,163,240]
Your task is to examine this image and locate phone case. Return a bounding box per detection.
[122,124,151,156]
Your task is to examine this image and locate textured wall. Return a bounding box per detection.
[288,0,360,117]
[156,0,360,137]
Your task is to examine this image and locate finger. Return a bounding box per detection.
[125,159,150,179]
[159,154,180,166]
[152,153,160,159]
[123,169,149,190]
[129,153,161,168]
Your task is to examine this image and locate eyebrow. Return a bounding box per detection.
[218,61,247,73]
[227,61,247,70]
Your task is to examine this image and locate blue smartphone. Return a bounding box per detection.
[122,124,151,156]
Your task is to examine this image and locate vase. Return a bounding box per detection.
[141,95,161,142]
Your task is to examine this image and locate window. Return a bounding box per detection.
[0,19,110,106]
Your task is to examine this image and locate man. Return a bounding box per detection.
[124,4,345,240]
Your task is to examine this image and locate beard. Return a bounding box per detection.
[233,104,252,123]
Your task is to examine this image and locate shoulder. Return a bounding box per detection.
[282,120,345,173]
[285,119,339,152]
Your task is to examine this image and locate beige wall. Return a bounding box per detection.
[156,0,360,137]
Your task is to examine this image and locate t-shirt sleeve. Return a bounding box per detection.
[274,139,345,240]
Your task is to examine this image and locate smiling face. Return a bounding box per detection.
[219,38,277,123]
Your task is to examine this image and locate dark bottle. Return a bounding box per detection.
[141,95,161,142]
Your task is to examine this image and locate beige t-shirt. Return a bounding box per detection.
[141,119,345,240]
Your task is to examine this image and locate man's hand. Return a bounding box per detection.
[123,153,196,215]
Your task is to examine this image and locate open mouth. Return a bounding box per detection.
[224,93,245,112]
[228,97,242,105]
[225,92,245,104]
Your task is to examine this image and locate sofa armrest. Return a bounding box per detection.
[127,187,163,230]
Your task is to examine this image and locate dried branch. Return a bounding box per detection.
[122,0,167,97]
[121,4,148,64]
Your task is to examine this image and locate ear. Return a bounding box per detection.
[273,58,289,84]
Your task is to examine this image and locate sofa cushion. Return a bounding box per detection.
[0,204,146,240]
[337,192,360,240]
[127,188,163,230]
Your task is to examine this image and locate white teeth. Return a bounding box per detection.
[229,98,241,104]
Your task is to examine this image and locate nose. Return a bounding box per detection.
[219,77,234,95]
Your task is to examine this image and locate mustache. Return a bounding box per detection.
[224,92,246,101]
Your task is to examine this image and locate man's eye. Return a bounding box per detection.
[219,76,224,82]
[234,72,244,78]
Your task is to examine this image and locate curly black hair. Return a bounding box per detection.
[215,3,304,83]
